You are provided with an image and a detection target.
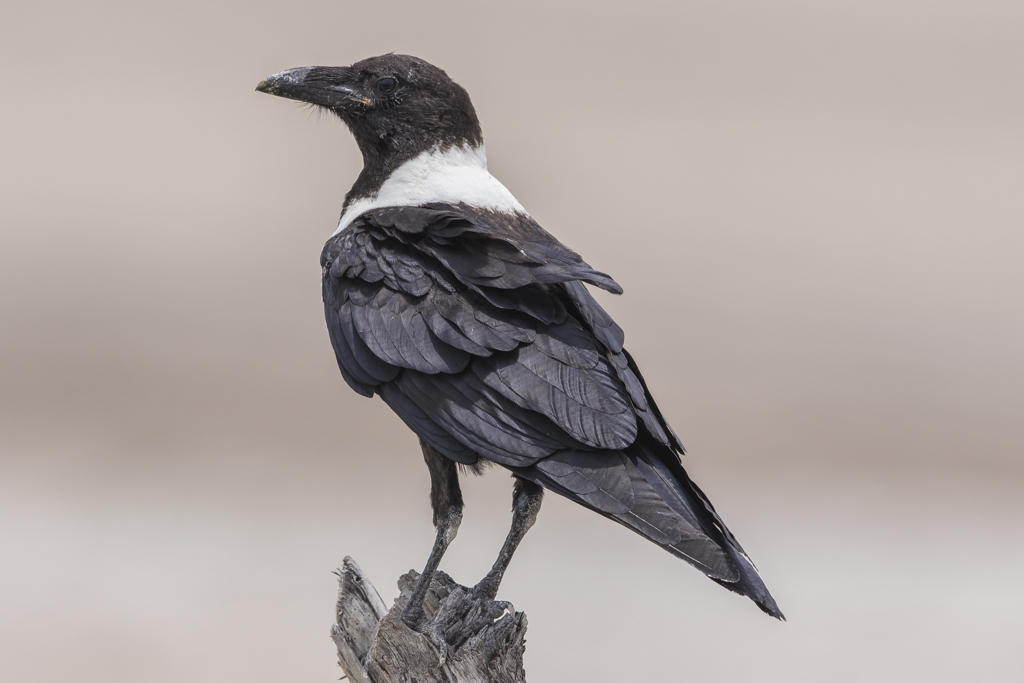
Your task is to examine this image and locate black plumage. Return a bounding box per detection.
[258,53,782,626]
[322,203,781,617]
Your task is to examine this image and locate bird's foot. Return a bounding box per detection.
[400,605,451,665]
[468,580,516,627]
[470,575,500,602]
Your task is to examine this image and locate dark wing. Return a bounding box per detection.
[322,204,646,464]
[321,203,782,617]
[322,204,682,459]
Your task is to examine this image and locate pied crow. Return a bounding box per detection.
[256,54,783,637]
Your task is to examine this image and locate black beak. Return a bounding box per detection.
[256,66,369,111]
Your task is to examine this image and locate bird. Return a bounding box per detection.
[256,54,783,638]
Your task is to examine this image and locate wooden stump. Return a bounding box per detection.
[331,557,528,682]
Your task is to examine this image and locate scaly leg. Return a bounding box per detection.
[473,477,544,600]
[400,441,464,630]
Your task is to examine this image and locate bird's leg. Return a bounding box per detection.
[400,441,463,631]
[473,476,544,601]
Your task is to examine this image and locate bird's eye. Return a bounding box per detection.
[375,77,398,94]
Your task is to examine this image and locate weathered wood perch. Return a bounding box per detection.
[331,556,528,682]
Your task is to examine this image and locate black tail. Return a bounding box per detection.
[521,440,783,619]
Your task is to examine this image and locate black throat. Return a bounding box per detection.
[342,128,483,210]
[339,101,483,209]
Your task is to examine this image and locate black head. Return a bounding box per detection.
[257,54,482,171]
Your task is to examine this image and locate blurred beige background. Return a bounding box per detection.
[2,0,1023,680]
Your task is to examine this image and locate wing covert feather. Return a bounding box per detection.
[321,203,673,464]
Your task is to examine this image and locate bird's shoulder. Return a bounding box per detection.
[322,202,621,295]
